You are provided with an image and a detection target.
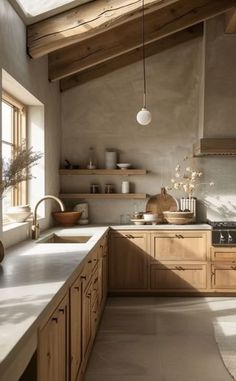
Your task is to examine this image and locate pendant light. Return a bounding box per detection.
[136,0,152,126]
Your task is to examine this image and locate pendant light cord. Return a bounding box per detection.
[142,0,147,108]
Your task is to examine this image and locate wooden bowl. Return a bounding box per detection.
[52,211,82,227]
[163,211,194,225]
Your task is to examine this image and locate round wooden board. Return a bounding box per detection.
[146,188,178,223]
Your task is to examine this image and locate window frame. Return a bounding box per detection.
[1,91,27,215]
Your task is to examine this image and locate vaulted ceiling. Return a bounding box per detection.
[19,0,236,91]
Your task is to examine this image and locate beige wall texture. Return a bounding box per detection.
[0,0,61,246]
[61,16,236,223]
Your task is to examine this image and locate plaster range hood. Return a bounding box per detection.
[193,138,236,156]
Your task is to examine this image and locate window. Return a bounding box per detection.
[1,91,27,219]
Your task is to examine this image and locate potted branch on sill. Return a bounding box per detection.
[0,143,42,262]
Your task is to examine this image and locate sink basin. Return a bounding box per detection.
[37,234,92,244]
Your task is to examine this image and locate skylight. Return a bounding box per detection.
[14,0,92,17]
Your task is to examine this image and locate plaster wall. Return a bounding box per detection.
[61,15,236,223]
[0,0,61,246]
[61,36,203,223]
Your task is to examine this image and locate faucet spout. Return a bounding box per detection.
[32,195,65,240]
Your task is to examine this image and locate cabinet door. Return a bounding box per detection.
[82,282,92,359]
[109,232,149,290]
[38,294,68,381]
[151,231,208,262]
[212,264,236,289]
[70,278,82,381]
[150,264,207,290]
[102,246,108,306]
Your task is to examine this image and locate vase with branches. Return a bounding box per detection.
[0,143,42,262]
[166,156,214,210]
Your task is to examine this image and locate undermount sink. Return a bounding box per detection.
[37,234,92,244]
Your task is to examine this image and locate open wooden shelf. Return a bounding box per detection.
[59,169,147,175]
[59,193,147,200]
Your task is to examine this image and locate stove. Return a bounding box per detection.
[208,221,236,246]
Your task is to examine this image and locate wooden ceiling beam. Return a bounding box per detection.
[49,0,236,81]
[60,23,203,91]
[27,0,177,58]
[225,8,236,33]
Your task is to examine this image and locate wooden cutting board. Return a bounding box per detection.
[146,188,178,222]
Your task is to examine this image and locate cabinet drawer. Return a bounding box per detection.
[211,264,236,289]
[150,264,207,290]
[211,248,236,262]
[151,231,208,261]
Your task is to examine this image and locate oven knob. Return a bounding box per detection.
[228,231,233,244]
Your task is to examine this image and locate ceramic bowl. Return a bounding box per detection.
[163,211,194,225]
[52,211,82,226]
[117,163,131,170]
[5,205,31,222]
[143,213,159,222]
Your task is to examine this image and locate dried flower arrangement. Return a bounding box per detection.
[166,156,214,198]
[0,143,43,199]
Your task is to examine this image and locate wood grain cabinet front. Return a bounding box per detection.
[70,276,82,381]
[211,264,236,290]
[38,294,69,381]
[109,231,149,290]
[150,264,207,291]
[150,231,209,262]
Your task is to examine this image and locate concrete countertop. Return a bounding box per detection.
[0,223,211,380]
[0,226,109,381]
[109,223,211,230]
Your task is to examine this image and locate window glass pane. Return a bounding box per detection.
[2,190,12,215]
[2,142,13,162]
[2,101,13,143]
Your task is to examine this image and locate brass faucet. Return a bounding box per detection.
[32,195,65,240]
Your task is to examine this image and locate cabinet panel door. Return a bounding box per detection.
[150,264,207,290]
[109,232,149,290]
[151,232,208,262]
[70,278,82,381]
[38,295,68,381]
[82,282,92,358]
[212,264,236,289]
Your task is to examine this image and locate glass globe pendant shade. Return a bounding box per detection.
[136,107,152,125]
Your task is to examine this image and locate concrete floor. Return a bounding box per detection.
[84,297,236,381]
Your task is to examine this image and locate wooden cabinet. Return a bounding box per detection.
[210,247,236,291]
[150,231,208,262]
[70,276,82,381]
[82,279,93,360]
[150,264,207,290]
[211,247,236,262]
[108,229,211,294]
[38,294,69,381]
[109,231,149,290]
[211,264,236,290]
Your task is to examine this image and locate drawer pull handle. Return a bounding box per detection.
[100,244,103,249]
[231,266,236,270]
[52,317,58,323]
[59,308,64,314]
[175,234,181,239]
[74,286,80,291]
[87,293,91,298]
[88,260,92,264]
[81,275,87,280]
